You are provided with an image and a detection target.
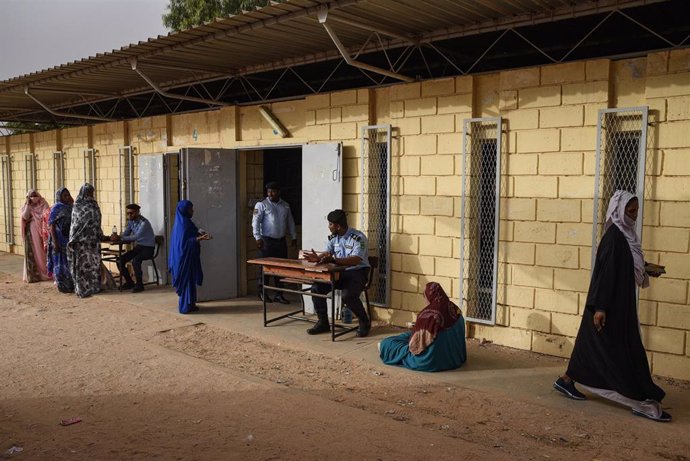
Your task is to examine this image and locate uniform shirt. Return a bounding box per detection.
[326,227,370,271]
[121,215,155,247]
[252,198,297,241]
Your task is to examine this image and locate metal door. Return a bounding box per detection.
[180,147,238,301]
[139,154,168,285]
[301,143,342,314]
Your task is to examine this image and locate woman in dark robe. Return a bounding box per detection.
[168,200,211,314]
[67,183,106,298]
[554,190,670,422]
[47,187,75,293]
[379,282,467,372]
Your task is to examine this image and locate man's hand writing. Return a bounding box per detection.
[304,249,321,263]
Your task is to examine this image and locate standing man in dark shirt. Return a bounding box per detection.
[252,181,297,303]
[112,203,156,293]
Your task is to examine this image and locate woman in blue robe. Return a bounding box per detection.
[379,282,467,372]
[168,200,210,314]
[47,187,75,293]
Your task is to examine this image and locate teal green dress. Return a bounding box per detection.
[379,320,467,372]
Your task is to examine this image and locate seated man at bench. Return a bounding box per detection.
[303,209,371,337]
[112,203,155,292]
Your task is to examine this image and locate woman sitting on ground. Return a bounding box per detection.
[20,189,52,283]
[47,187,75,293]
[379,282,467,372]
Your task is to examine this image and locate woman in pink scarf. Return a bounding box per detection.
[21,189,52,282]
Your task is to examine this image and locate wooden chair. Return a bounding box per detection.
[337,255,378,321]
[362,256,379,320]
[142,235,164,286]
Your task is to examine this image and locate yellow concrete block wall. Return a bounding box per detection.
[2,51,690,380]
[640,49,690,378]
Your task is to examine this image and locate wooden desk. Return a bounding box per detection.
[101,241,129,290]
[247,257,356,341]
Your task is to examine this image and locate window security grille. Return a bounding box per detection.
[119,146,135,231]
[83,148,97,195]
[53,151,65,192]
[360,125,391,306]
[592,107,648,266]
[24,153,37,192]
[460,118,503,324]
[1,155,14,244]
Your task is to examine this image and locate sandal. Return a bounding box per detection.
[632,409,672,422]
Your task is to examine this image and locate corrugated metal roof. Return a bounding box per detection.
[0,0,678,125]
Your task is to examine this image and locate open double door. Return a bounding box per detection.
[138,143,342,303]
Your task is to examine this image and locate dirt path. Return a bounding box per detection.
[1,268,689,460]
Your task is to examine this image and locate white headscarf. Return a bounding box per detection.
[604,190,649,288]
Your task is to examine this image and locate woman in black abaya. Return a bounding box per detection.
[553,190,670,422]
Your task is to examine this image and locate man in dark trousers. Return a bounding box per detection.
[304,209,372,337]
[112,203,155,292]
[252,181,297,303]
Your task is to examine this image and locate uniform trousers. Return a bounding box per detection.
[311,268,368,320]
[118,245,155,286]
[258,236,288,291]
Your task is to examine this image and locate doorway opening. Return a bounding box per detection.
[242,146,302,296]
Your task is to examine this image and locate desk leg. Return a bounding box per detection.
[118,249,123,291]
[330,280,336,342]
[262,283,268,327]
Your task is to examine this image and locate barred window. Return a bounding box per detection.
[83,148,97,196]
[360,125,391,306]
[119,146,135,230]
[1,155,13,244]
[53,151,65,192]
[592,107,648,265]
[24,153,36,192]
[460,118,503,324]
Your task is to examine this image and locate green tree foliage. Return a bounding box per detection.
[2,121,64,135]
[163,0,280,31]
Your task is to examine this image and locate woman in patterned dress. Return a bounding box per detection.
[67,183,107,298]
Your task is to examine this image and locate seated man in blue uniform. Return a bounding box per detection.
[304,209,371,337]
[112,203,156,292]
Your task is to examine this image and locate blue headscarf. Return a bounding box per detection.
[49,188,72,227]
[168,200,203,294]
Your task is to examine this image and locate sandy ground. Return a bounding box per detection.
[1,254,689,460]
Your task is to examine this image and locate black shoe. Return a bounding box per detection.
[258,292,273,303]
[274,295,290,304]
[307,318,330,335]
[120,281,135,290]
[356,318,371,338]
[632,409,672,422]
[190,305,200,313]
[132,284,144,293]
[553,377,586,400]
